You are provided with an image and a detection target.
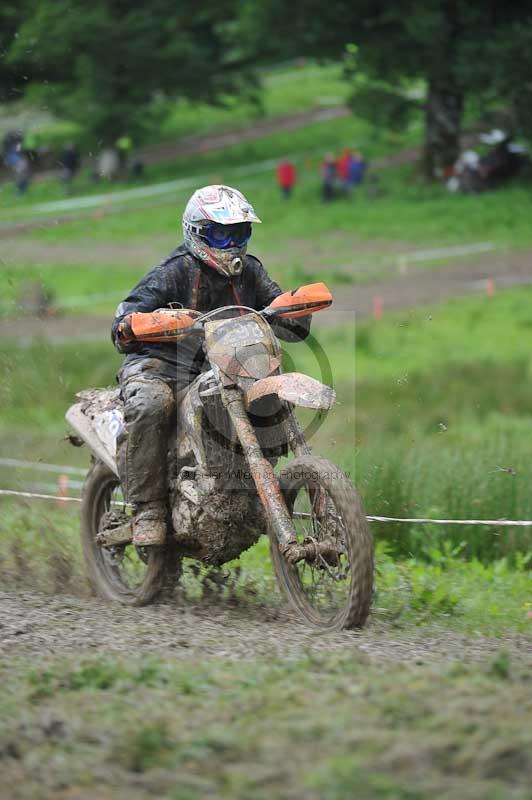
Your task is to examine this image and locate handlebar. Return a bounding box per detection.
[119,282,332,346]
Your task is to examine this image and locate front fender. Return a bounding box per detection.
[245,373,335,410]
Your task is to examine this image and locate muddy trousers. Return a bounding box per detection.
[117,374,178,508]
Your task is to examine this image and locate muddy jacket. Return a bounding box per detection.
[111,245,311,384]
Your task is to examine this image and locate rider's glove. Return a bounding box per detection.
[117,314,135,347]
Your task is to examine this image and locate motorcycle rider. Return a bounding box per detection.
[111,184,311,546]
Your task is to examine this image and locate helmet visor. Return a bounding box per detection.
[200,221,252,249]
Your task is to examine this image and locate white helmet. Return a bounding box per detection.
[183,185,262,277]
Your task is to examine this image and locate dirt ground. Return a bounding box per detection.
[319,246,532,326]
[1,589,530,665]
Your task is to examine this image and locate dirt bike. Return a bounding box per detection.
[66,283,373,630]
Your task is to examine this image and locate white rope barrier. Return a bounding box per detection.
[0,489,82,503]
[367,515,532,527]
[2,488,532,526]
[0,488,125,507]
[0,458,86,476]
[17,481,84,493]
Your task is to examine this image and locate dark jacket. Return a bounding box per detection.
[112,245,311,384]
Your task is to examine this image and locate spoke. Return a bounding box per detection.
[290,478,351,615]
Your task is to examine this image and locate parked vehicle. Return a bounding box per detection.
[447,129,529,193]
[66,284,373,631]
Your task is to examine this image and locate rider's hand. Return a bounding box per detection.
[261,306,279,321]
[117,314,135,345]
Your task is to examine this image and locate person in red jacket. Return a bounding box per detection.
[337,148,354,193]
[276,159,297,198]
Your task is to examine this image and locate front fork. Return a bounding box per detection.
[224,389,334,566]
[223,388,297,553]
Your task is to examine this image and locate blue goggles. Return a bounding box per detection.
[199,221,252,249]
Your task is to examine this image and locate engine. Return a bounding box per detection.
[171,471,264,565]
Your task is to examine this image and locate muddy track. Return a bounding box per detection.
[1,589,530,664]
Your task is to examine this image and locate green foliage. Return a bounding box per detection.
[6,0,257,143]
[245,1,532,174]
[114,721,175,773]
[0,2,34,102]
[4,2,532,175]
[0,340,121,430]
[488,650,511,681]
[374,543,531,633]
[458,9,532,138]
[0,503,82,592]
[28,659,125,698]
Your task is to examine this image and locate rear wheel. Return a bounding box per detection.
[80,460,170,606]
[270,456,373,630]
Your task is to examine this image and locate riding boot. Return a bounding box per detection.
[133,501,167,547]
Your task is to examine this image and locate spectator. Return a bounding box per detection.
[131,158,145,179]
[337,148,353,192]
[276,159,297,198]
[13,151,31,195]
[97,147,120,180]
[348,151,367,188]
[59,142,81,186]
[2,130,22,169]
[321,153,337,201]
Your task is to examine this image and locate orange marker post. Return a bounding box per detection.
[373,295,383,321]
[58,474,69,504]
[486,278,496,297]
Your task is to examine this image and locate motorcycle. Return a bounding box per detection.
[66,283,373,630]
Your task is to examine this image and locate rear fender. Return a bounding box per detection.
[65,403,119,476]
[245,373,335,410]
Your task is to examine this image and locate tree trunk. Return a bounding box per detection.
[423,81,463,179]
[422,0,463,179]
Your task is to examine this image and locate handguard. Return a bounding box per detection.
[265,282,332,318]
[118,308,200,344]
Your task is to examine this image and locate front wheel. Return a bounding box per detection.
[80,460,169,606]
[269,456,373,630]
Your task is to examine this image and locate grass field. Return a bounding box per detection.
[1,647,530,799]
[159,61,350,141]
